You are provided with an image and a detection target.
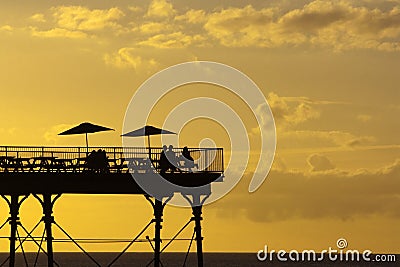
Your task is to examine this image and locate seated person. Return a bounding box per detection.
[181,146,195,172]
[97,149,109,173]
[159,145,179,174]
[159,145,168,174]
[86,150,97,171]
[86,149,109,173]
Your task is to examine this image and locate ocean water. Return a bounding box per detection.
[1,253,398,267]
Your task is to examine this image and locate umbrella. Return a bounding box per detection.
[121,125,176,157]
[58,122,114,151]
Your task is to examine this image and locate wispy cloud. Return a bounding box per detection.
[214,158,400,222]
[103,47,158,70]
[52,6,125,31]
[145,0,176,19]
[30,13,46,23]
[138,32,206,48]
[0,25,13,32]
[31,27,88,39]
[44,124,73,144]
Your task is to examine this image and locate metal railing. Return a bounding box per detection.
[0,146,224,174]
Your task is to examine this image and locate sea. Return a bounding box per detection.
[1,253,398,267]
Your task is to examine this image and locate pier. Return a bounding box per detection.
[0,146,224,267]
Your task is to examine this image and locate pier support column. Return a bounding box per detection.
[33,193,61,267]
[181,192,210,267]
[192,205,204,267]
[154,199,163,267]
[9,195,19,267]
[43,194,55,267]
[1,194,29,267]
[145,195,172,267]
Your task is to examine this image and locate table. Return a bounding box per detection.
[108,158,129,173]
[0,156,15,172]
[74,157,88,172]
[125,157,152,173]
[32,156,57,172]
[53,158,75,172]
[10,157,32,172]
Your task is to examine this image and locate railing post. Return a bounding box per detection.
[221,148,224,172]
[205,149,208,172]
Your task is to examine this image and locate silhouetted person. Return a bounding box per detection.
[86,150,97,171]
[159,145,180,174]
[166,145,181,173]
[87,149,109,173]
[159,145,168,174]
[97,149,109,173]
[181,146,194,172]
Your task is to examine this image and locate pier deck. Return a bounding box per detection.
[0,146,224,194]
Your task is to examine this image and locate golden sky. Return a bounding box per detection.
[0,0,399,254]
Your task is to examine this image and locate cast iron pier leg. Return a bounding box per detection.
[33,193,61,267]
[181,192,209,267]
[154,199,164,267]
[43,194,55,267]
[9,195,19,267]
[1,194,29,267]
[192,205,204,267]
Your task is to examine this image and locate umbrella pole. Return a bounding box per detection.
[86,133,89,155]
[147,135,151,160]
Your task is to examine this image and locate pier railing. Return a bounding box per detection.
[0,146,223,174]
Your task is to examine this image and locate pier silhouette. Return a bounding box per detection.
[0,145,224,267]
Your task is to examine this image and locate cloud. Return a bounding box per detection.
[138,32,206,48]
[175,9,207,24]
[345,136,375,148]
[44,124,73,143]
[103,47,158,70]
[0,25,13,32]
[146,0,176,19]
[52,6,125,31]
[307,153,335,172]
[357,114,372,122]
[278,1,352,33]
[254,92,377,152]
[202,1,400,51]
[128,6,143,13]
[30,13,46,23]
[280,130,375,151]
[135,22,171,35]
[204,5,276,47]
[213,159,400,222]
[266,92,320,127]
[31,27,87,39]
[271,154,287,171]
